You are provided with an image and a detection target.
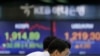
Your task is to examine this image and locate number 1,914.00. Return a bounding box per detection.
[5,31,40,41]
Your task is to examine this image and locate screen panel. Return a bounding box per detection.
[53,21,100,55]
[1,5,99,20]
[0,20,51,54]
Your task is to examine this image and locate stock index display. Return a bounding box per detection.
[0,21,51,54]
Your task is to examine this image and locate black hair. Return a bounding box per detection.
[64,41,71,49]
[43,36,57,50]
[47,38,71,54]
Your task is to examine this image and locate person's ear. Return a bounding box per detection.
[53,50,60,56]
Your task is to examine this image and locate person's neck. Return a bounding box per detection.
[50,53,54,56]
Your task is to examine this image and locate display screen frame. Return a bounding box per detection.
[0,19,52,55]
[52,20,100,55]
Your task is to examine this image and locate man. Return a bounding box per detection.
[26,36,71,56]
[26,36,57,56]
[47,39,71,56]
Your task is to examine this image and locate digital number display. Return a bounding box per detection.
[5,32,40,41]
[65,32,100,41]
[0,21,51,54]
[53,21,100,54]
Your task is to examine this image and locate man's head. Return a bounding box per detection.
[64,41,71,49]
[43,36,57,50]
[47,38,71,56]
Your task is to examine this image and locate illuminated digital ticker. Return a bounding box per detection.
[64,32,100,49]
[20,4,85,17]
[65,32,100,41]
[2,31,43,49]
[0,22,50,51]
[54,21,100,54]
[5,32,40,41]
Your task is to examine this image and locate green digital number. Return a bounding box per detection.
[6,43,13,48]
[36,43,43,49]
[5,31,40,41]
[29,32,40,40]
[5,32,9,40]
[18,32,21,40]
[29,43,35,48]
[12,32,18,40]
[29,32,35,40]
[14,42,20,48]
[34,32,40,40]
[22,32,27,40]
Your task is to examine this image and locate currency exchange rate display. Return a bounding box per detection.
[53,21,100,55]
[0,21,51,54]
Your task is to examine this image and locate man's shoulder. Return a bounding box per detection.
[26,51,43,56]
